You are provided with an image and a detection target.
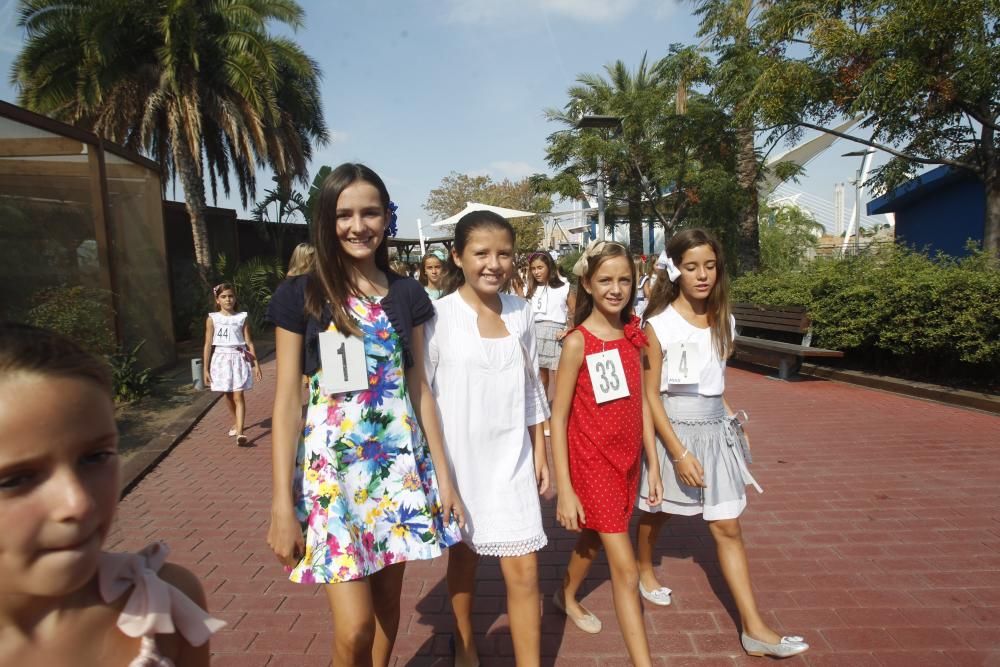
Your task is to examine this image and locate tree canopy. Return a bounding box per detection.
[425,172,551,253]
[752,0,1000,255]
[11,0,328,278]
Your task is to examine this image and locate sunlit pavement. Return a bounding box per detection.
[107,355,1000,666]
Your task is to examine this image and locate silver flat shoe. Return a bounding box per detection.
[553,589,602,634]
[741,633,809,658]
[638,582,672,606]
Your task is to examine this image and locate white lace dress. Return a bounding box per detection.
[425,292,549,557]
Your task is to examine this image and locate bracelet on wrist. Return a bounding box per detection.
[671,449,689,463]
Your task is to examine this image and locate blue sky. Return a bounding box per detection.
[0,0,886,237]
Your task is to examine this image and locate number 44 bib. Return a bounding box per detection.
[318,330,368,394]
[586,348,630,404]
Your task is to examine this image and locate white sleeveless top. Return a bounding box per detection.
[209,311,248,348]
[529,282,571,325]
[645,305,735,396]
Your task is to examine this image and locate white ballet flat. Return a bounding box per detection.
[638,582,672,606]
[741,633,809,658]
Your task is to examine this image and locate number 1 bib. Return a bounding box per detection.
[586,348,630,404]
[318,330,368,394]
[665,341,705,385]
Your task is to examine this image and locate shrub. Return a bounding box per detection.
[213,254,285,332]
[108,340,155,403]
[27,285,116,356]
[731,245,1000,385]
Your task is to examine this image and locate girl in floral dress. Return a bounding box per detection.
[550,241,663,667]
[266,163,464,666]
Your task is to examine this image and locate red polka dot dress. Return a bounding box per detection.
[567,318,647,533]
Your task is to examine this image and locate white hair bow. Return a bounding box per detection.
[572,240,609,277]
[655,250,681,282]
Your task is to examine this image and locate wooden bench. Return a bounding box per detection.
[732,303,843,379]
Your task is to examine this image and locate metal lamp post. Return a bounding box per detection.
[576,115,623,241]
[842,149,875,255]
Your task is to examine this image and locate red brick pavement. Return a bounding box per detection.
[107,356,1000,666]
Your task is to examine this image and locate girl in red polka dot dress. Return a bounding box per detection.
[550,240,663,667]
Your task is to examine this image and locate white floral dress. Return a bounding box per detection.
[289,296,461,584]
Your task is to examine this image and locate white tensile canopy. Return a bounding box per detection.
[430,202,538,228]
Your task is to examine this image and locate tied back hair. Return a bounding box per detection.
[213,282,237,311]
[418,252,446,287]
[573,242,636,326]
[525,251,564,297]
[644,228,733,359]
[306,163,392,336]
[442,210,516,295]
[0,321,112,393]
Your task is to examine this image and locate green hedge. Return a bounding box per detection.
[731,246,1000,387]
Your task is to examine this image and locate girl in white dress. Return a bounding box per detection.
[426,211,550,667]
[202,282,262,446]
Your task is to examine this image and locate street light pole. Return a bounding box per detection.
[576,115,623,243]
[596,155,606,241]
[842,149,875,256]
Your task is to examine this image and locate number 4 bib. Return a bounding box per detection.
[318,330,368,395]
[586,348,630,404]
[665,341,704,385]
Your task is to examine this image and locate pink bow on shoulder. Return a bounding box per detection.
[98,542,226,647]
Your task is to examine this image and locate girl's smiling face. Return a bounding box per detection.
[676,244,718,302]
[453,227,514,296]
[0,374,119,597]
[335,181,387,263]
[582,255,633,316]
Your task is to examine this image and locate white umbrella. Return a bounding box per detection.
[430,202,538,228]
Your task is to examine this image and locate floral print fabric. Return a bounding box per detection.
[289,296,461,584]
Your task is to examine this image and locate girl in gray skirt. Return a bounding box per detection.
[635,228,809,660]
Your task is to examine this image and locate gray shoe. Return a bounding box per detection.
[741,633,809,658]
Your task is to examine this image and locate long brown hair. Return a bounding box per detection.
[525,251,564,297]
[305,163,392,336]
[0,322,112,393]
[644,228,733,358]
[573,242,636,326]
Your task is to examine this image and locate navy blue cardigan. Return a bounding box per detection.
[266,273,434,374]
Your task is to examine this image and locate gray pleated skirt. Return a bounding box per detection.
[638,394,761,520]
[534,320,564,370]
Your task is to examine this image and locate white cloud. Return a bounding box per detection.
[488,160,540,180]
[541,0,640,23]
[444,0,643,25]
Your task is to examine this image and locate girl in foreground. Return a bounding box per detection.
[266,163,463,666]
[550,241,662,667]
[636,228,808,659]
[427,211,550,666]
[0,322,222,666]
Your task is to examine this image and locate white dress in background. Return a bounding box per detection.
[425,292,550,556]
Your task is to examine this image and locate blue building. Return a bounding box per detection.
[866,165,984,257]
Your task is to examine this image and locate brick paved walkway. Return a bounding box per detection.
[107,355,1000,666]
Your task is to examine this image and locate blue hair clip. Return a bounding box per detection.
[386,201,399,238]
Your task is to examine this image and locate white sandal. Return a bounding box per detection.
[639,582,672,606]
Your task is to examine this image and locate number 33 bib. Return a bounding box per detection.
[586,348,630,403]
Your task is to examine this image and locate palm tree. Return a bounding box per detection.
[251,174,309,261]
[11,0,328,282]
[543,55,667,254]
